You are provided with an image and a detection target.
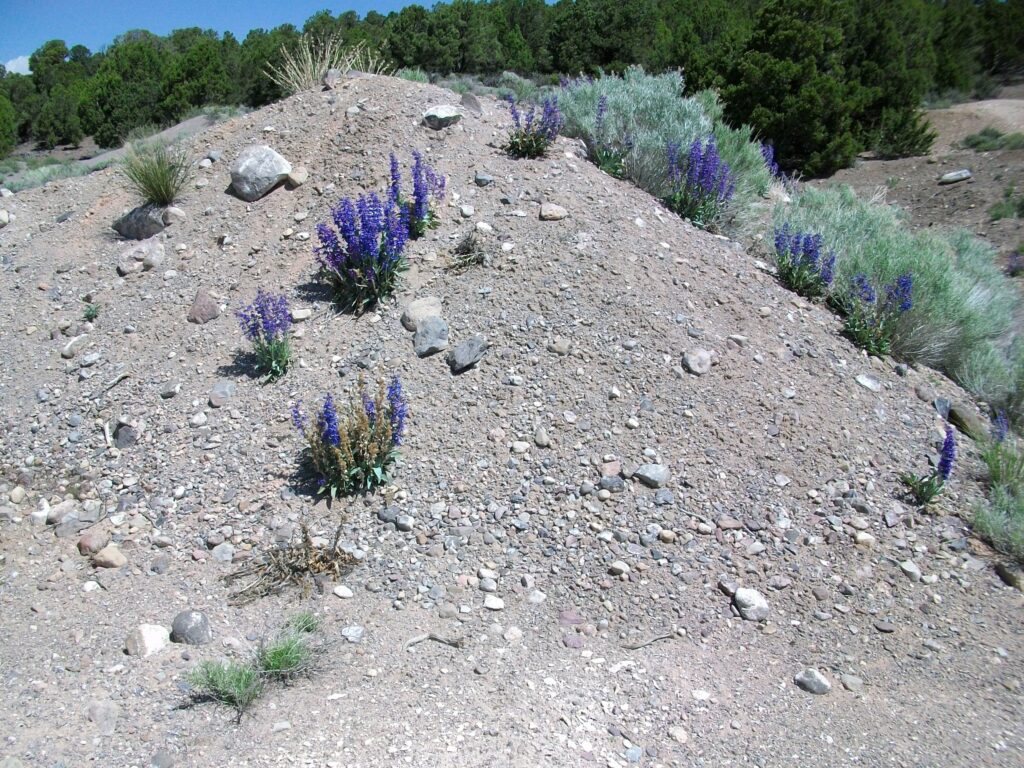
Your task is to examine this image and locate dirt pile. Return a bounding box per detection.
[0,76,1021,768]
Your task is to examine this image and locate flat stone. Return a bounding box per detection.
[209,379,237,408]
[286,166,309,187]
[187,289,220,324]
[113,423,137,449]
[683,349,712,375]
[422,105,462,130]
[448,335,488,374]
[609,560,630,576]
[874,620,896,633]
[170,610,212,645]
[162,206,187,226]
[855,373,881,392]
[461,93,484,115]
[899,559,922,582]
[92,544,127,568]
[483,595,504,611]
[291,307,312,321]
[794,668,832,695]
[840,674,864,692]
[211,542,235,563]
[85,699,120,736]
[733,587,769,621]
[413,316,449,357]
[125,624,169,657]
[634,464,670,488]
[341,625,365,643]
[539,203,568,221]
[948,402,988,441]
[333,585,354,599]
[401,296,443,331]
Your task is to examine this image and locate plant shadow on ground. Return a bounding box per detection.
[293,277,333,306]
[214,350,268,381]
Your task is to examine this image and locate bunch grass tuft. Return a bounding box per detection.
[121,144,192,207]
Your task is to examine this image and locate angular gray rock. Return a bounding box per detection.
[230,145,292,202]
[683,349,713,375]
[733,587,769,621]
[209,379,237,408]
[322,69,342,89]
[171,610,212,645]
[422,105,463,130]
[794,668,832,695]
[112,204,166,240]
[413,317,449,357]
[460,92,484,116]
[448,335,488,373]
[634,464,670,488]
[187,289,220,324]
[86,699,120,736]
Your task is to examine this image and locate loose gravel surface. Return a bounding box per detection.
[0,75,1021,768]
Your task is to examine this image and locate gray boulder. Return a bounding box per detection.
[113,204,166,240]
[171,610,212,645]
[422,105,463,130]
[414,317,449,357]
[634,464,670,488]
[733,587,769,621]
[448,335,488,373]
[230,145,292,202]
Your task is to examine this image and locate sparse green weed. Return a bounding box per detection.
[187,661,264,719]
[82,303,100,322]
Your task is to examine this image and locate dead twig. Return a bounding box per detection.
[405,632,465,650]
[621,631,676,651]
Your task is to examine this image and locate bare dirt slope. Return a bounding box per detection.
[822,96,1024,263]
[0,76,1021,768]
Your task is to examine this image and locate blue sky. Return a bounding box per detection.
[1,0,411,73]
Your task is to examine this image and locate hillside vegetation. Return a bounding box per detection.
[2,0,1023,175]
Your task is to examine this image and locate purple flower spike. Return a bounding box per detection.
[938,425,956,481]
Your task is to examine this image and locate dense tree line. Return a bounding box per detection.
[1,0,1022,174]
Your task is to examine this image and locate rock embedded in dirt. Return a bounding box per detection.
[422,105,462,130]
[209,379,237,408]
[322,69,342,89]
[448,335,488,373]
[125,624,170,657]
[287,167,309,187]
[633,464,670,488]
[540,203,568,221]
[113,423,138,449]
[460,92,483,116]
[92,544,127,568]
[229,145,292,202]
[733,588,769,621]
[401,296,443,330]
[112,204,166,240]
[938,169,972,185]
[162,206,187,226]
[187,289,220,324]
[948,402,988,440]
[682,349,713,375]
[85,699,120,736]
[413,317,449,357]
[0,209,9,228]
[61,335,88,359]
[794,668,832,695]
[77,531,109,556]
[170,610,212,645]
[856,373,882,392]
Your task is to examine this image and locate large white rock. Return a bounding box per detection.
[125,624,170,657]
[230,145,292,202]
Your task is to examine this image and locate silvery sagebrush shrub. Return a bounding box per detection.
[315,191,409,313]
[900,425,956,506]
[662,137,736,230]
[503,95,563,159]
[389,151,445,239]
[236,289,292,381]
[557,67,770,231]
[773,224,835,299]
[292,376,408,498]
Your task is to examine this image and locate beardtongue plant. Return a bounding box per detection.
[773,224,836,299]
[315,191,409,313]
[503,95,564,159]
[389,151,446,239]
[236,289,292,380]
[588,95,631,179]
[663,136,736,230]
[841,272,913,357]
[900,425,956,506]
[292,376,408,498]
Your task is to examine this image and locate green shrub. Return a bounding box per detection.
[82,303,100,322]
[0,94,19,158]
[961,127,1024,152]
[255,632,313,680]
[286,611,320,634]
[396,67,429,83]
[503,96,563,159]
[776,185,1020,408]
[5,158,113,192]
[188,661,264,718]
[978,432,1024,562]
[871,107,936,159]
[990,186,1024,222]
[121,144,192,206]
[558,68,770,231]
